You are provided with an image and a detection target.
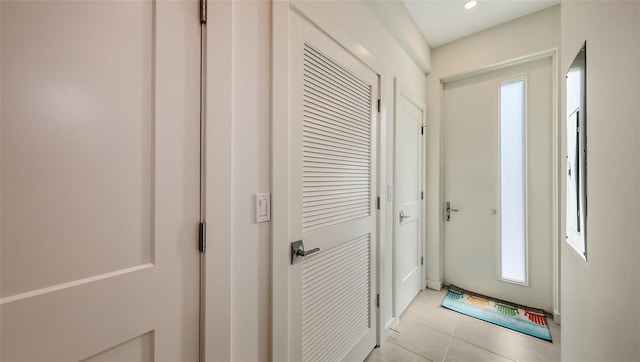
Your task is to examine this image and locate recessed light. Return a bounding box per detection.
[464,0,477,10]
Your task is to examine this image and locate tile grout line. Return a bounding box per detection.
[403,303,462,336]
[452,337,518,362]
[441,315,460,361]
[413,289,559,362]
[387,340,436,362]
[452,317,519,361]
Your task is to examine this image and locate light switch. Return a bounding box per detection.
[255,193,271,223]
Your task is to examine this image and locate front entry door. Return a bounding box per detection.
[394,87,424,317]
[1,1,201,360]
[443,58,553,311]
[287,10,378,362]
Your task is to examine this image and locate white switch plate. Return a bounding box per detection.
[255,193,271,223]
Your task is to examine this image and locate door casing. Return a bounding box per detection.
[271,2,386,359]
[437,49,560,321]
[393,79,426,321]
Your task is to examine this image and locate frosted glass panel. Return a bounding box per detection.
[500,80,526,283]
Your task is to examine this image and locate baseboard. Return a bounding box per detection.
[425,279,442,291]
[553,310,561,325]
[384,317,398,334]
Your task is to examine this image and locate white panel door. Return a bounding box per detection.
[1,1,201,360]
[288,10,378,362]
[394,88,424,317]
[443,58,553,311]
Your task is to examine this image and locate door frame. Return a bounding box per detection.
[438,48,561,322]
[392,79,426,323]
[203,2,233,361]
[271,2,385,360]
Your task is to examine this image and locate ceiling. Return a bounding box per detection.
[402,0,559,48]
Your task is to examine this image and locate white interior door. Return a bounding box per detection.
[288,10,378,362]
[1,1,201,360]
[443,58,553,311]
[394,87,424,317]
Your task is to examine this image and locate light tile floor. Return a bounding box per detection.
[365,288,561,362]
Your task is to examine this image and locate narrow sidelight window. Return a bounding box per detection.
[500,79,527,284]
[565,44,587,260]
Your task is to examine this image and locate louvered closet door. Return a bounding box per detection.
[288,11,378,362]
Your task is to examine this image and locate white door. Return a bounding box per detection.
[443,58,553,311]
[1,1,201,360]
[394,87,424,317]
[287,11,378,362]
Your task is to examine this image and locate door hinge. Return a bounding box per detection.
[421,256,424,265]
[421,125,424,135]
[200,0,207,24]
[377,99,381,113]
[199,222,206,252]
[376,294,380,308]
[376,196,380,210]
[421,191,424,200]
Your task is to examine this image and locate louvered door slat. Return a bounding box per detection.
[303,195,370,210]
[303,94,371,127]
[302,204,369,222]
[304,101,371,129]
[303,96,371,129]
[303,191,370,203]
[303,47,369,90]
[304,156,370,168]
[303,52,371,98]
[302,234,371,362]
[304,115,371,143]
[304,103,371,133]
[305,134,370,154]
[302,242,369,282]
[303,72,371,111]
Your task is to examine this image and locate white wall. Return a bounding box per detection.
[424,6,560,298]
[560,1,640,361]
[205,1,271,361]
[207,1,430,361]
[230,1,273,361]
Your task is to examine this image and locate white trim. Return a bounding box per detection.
[364,1,431,74]
[204,2,233,360]
[384,317,399,335]
[392,79,427,320]
[290,1,384,76]
[550,49,561,320]
[440,49,557,84]
[271,1,290,361]
[426,279,443,291]
[0,264,154,305]
[376,74,386,347]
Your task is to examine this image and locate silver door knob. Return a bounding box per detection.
[400,210,411,222]
[290,240,320,265]
[296,247,320,257]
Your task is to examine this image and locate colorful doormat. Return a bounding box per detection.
[441,287,552,341]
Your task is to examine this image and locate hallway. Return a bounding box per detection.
[365,288,560,362]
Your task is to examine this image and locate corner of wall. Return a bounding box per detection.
[364,0,431,73]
